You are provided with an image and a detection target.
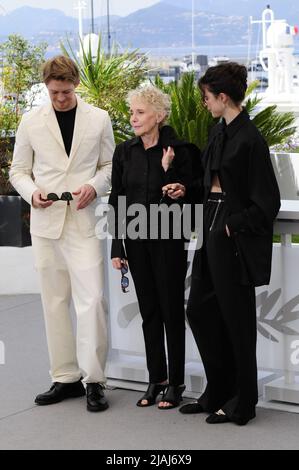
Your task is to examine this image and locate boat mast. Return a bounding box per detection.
[75,0,87,55]
[77,1,84,41]
[192,0,195,68]
[107,0,111,55]
[91,0,95,33]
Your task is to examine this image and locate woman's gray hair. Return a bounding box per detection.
[127,84,171,126]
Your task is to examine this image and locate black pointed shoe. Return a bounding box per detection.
[86,383,109,412]
[35,379,85,405]
[179,400,204,414]
[206,410,231,424]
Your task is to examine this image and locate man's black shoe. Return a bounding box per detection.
[86,383,109,412]
[35,379,85,405]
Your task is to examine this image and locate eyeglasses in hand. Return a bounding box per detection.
[121,263,129,293]
[46,192,73,205]
[159,187,174,205]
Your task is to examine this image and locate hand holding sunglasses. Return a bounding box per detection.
[160,183,186,202]
[32,189,54,209]
[159,187,175,205]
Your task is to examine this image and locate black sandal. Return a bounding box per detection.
[158,384,186,410]
[136,383,168,407]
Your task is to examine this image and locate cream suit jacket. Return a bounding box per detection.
[10,96,114,239]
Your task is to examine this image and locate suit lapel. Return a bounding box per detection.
[43,103,66,154]
[68,96,90,163]
[42,96,90,163]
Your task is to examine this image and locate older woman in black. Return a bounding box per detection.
[163,63,280,425]
[109,85,193,409]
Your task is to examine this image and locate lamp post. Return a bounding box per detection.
[74,0,87,57]
[191,0,195,69]
[91,0,95,33]
[75,0,87,43]
[107,0,111,55]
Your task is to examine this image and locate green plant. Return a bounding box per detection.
[155,73,215,149]
[0,103,17,193]
[61,36,149,143]
[0,34,47,133]
[0,138,14,194]
[245,80,297,147]
[0,35,47,195]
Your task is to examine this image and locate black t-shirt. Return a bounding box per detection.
[54,105,77,156]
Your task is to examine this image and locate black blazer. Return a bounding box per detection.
[188,109,281,287]
[108,125,196,259]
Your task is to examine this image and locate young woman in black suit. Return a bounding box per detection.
[163,62,280,425]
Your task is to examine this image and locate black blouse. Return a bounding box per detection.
[108,126,194,258]
[188,109,281,286]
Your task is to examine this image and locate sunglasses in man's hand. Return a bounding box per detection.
[42,192,73,205]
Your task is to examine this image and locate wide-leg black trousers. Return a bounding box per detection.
[125,238,187,386]
[187,193,258,424]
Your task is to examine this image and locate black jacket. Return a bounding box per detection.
[188,109,281,286]
[108,125,197,259]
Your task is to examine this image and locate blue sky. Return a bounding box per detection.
[0,0,159,17]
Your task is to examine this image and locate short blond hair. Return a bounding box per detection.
[127,85,171,126]
[42,55,80,85]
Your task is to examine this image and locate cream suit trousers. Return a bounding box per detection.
[32,207,107,384]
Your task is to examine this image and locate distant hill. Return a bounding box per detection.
[0,6,119,38]
[164,0,299,25]
[113,2,248,48]
[0,2,298,53]
[0,6,77,36]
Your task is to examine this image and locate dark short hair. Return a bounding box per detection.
[198,62,247,104]
[42,55,80,85]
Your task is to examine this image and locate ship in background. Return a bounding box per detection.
[248,5,299,110]
[248,7,299,204]
[156,5,299,89]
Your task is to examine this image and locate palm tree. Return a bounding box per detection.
[61,36,149,143]
[245,81,296,147]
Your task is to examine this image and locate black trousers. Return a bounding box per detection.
[125,238,187,386]
[187,193,258,424]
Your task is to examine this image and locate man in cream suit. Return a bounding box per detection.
[10,56,114,412]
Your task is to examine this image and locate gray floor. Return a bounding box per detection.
[1,294,299,450]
